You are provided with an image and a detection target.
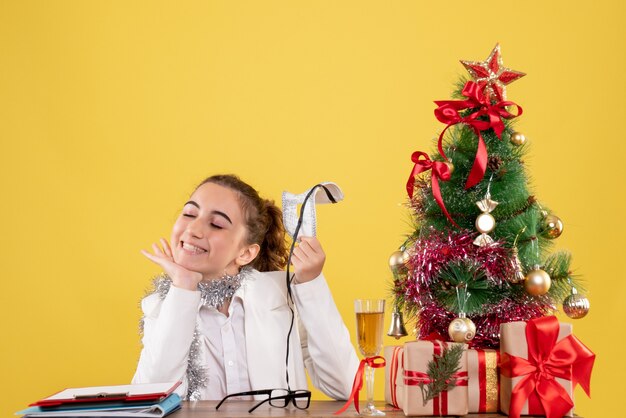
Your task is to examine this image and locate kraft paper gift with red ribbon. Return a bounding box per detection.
[402,340,468,416]
[499,316,595,418]
[384,346,404,409]
[467,348,500,413]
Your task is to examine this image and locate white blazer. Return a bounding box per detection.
[132,270,359,400]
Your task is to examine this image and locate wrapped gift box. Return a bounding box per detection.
[384,345,404,409]
[499,316,595,418]
[402,340,468,416]
[467,348,499,413]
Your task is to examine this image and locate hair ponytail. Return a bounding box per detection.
[254,200,288,272]
[197,174,289,272]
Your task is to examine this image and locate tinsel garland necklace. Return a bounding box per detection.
[150,268,249,309]
[141,267,250,400]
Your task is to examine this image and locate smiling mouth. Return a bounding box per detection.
[181,242,207,255]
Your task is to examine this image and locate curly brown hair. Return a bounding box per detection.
[196,174,289,272]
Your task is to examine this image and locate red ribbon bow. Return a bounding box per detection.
[500,316,595,418]
[406,151,458,227]
[334,356,386,415]
[434,80,522,189]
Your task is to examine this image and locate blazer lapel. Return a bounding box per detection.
[242,271,291,392]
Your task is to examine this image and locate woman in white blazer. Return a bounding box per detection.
[132,174,359,401]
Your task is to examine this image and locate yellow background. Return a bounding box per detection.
[1,1,624,417]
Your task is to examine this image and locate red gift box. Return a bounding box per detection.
[384,346,404,409]
[499,316,595,418]
[402,340,468,416]
[467,348,500,413]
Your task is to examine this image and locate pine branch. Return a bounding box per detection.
[432,261,506,315]
[543,251,586,300]
[419,344,465,406]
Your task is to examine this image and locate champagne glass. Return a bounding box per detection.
[354,299,385,416]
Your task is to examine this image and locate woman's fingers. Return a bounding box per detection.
[290,236,326,283]
[290,251,302,266]
[299,236,323,254]
[141,249,165,266]
[141,242,202,290]
[292,245,309,262]
[143,241,172,267]
[141,248,178,276]
[160,238,173,259]
[296,240,313,257]
[295,237,325,264]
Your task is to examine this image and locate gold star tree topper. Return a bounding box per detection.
[461,44,525,102]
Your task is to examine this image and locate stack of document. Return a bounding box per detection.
[15,382,182,417]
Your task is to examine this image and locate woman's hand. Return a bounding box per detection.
[291,236,326,284]
[141,238,202,291]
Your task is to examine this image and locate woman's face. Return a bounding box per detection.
[170,182,256,279]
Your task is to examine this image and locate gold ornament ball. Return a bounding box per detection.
[475,213,496,234]
[542,214,564,239]
[448,317,476,343]
[444,161,455,174]
[510,132,526,146]
[389,250,408,271]
[563,294,590,319]
[524,268,551,296]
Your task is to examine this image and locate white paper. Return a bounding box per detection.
[44,382,179,401]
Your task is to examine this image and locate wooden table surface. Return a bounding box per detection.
[174,400,507,417]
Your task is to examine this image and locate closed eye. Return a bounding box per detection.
[183,214,196,218]
[210,223,224,229]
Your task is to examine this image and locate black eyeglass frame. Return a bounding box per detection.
[215,389,311,413]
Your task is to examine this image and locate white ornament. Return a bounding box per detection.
[473,196,499,246]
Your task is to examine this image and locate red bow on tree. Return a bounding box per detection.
[406,151,458,227]
[434,81,522,189]
[500,316,595,418]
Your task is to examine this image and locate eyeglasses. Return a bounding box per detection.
[215,389,311,413]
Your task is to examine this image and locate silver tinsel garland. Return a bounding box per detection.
[186,327,207,401]
[138,268,249,400]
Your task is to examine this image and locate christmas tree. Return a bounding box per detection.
[392,44,590,348]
